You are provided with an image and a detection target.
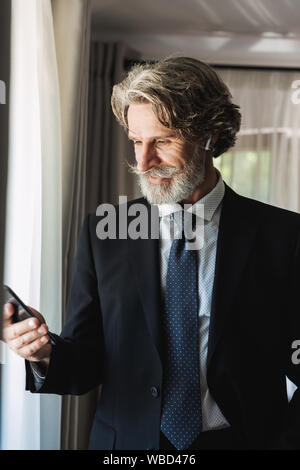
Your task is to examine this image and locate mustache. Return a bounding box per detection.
[127,162,181,178]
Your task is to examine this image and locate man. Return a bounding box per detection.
[3,57,300,450]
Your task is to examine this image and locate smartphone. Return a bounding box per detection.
[3,284,56,344]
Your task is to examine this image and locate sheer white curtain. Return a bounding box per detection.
[217,68,300,212]
[1,0,62,449]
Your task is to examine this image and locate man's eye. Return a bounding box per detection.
[156,140,167,145]
[133,141,142,145]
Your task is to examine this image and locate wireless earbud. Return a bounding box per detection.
[205,135,212,151]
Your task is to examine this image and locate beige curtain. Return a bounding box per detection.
[51,0,93,450]
[51,0,91,322]
[86,41,141,211]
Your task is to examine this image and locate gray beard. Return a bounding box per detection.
[137,149,206,204]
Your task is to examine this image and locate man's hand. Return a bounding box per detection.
[2,301,52,367]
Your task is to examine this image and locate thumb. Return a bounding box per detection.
[3,301,17,326]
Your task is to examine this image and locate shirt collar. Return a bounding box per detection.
[154,169,225,221]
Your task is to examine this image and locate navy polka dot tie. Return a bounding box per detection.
[161,211,202,450]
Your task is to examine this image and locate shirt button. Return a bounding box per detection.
[150,386,159,398]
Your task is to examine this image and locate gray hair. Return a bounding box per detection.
[111,56,241,158]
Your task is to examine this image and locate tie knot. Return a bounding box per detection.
[172,211,197,241]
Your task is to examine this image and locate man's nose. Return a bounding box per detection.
[136,143,160,172]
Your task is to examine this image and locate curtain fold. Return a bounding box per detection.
[51,0,92,325]
[51,0,94,450]
[86,41,141,212]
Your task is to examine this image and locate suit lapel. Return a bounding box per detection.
[127,201,163,361]
[207,183,260,371]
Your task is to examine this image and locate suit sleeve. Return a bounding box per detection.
[25,214,104,395]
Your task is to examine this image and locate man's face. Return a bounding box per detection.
[127,103,207,204]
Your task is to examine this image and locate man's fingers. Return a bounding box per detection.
[2,302,51,362]
[9,323,49,351]
[17,335,50,359]
[2,316,40,342]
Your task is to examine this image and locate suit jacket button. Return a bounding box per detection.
[150,386,159,398]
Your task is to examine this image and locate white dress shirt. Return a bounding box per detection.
[155,170,229,431]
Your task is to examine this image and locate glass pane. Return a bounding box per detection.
[215,150,271,203]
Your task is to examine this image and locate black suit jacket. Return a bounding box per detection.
[26,184,300,450]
